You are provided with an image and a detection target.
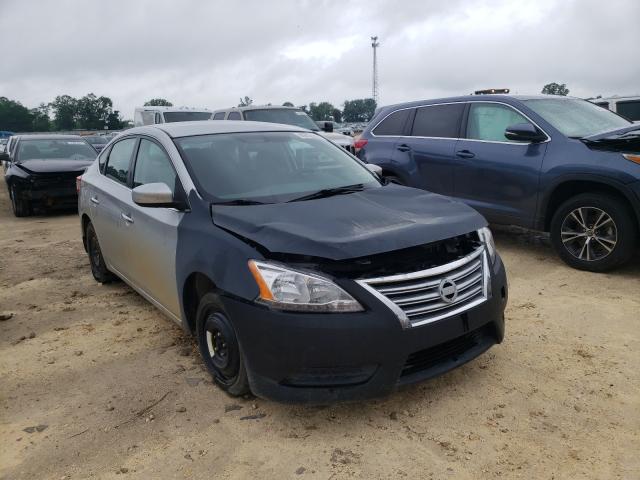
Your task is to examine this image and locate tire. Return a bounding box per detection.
[10,184,31,217]
[550,193,638,272]
[196,293,250,397]
[85,221,115,283]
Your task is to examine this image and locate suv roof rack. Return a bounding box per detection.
[473,88,510,95]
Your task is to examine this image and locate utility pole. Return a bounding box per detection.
[371,36,379,104]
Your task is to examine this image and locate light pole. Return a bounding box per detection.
[371,36,379,104]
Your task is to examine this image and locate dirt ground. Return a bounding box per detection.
[1,185,638,480]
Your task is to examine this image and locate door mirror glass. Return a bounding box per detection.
[132,183,175,207]
[365,163,382,176]
[504,123,546,143]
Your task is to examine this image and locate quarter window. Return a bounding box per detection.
[212,112,225,120]
[466,103,530,142]
[227,112,242,120]
[133,139,177,193]
[411,104,464,138]
[372,109,411,136]
[105,138,137,185]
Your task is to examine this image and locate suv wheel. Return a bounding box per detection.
[196,293,250,397]
[550,193,637,272]
[10,185,31,217]
[85,222,115,283]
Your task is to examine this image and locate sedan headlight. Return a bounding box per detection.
[477,227,496,263]
[248,260,363,312]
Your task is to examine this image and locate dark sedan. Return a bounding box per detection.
[3,134,97,216]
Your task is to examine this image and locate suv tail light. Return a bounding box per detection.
[354,138,368,152]
[76,175,82,193]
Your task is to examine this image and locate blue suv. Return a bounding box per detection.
[357,95,640,271]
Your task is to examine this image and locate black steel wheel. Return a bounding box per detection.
[85,222,115,283]
[10,184,31,217]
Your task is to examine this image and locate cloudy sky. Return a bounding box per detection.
[1,0,638,119]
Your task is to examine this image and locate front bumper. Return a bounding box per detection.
[17,184,78,209]
[222,254,508,403]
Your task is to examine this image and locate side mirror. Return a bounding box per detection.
[319,121,334,133]
[365,163,383,176]
[504,123,546,143]
[132,183,178,208]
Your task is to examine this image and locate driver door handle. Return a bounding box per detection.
[121,213,134,224]
[90,196,100,205]
[456,149,475,159]
[396,144,411,152]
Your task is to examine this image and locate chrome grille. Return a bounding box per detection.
[357,247,489,328]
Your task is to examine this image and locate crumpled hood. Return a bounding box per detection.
[211,185,487,261]
[319,131,354,146]
[582,124,640,142]
[17,159,93,174]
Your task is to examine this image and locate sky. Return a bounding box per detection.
[1,0,639,120]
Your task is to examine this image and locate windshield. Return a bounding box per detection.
[523,98,631,138]
[163,112,212,123]
[85,136,106,145]
[175,131,379,203]
[17,139,97,162]
[243,109,320,131]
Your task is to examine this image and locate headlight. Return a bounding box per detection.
[477,227,496,263]
[248,260,363,312]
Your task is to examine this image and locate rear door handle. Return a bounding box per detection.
[90,196,100,205]
[121,213,134,224]
[396,144,411,152]
[456,150,475,159]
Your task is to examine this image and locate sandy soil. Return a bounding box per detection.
[1,184,639,480]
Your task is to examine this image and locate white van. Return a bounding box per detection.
[134,107,213,127]
[591,95,640,123]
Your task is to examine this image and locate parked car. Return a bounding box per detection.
[211,105,356,154]
[134,106,212,126]
[357,95,640,272]
[590,95,640,123]
[78,121,507,403]
[84,135,109,153]
[3,134,97,216]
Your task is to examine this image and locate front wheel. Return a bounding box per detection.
[196,293,250,397]
[10,185,31,217]
[550,193,638,272]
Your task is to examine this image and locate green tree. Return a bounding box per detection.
[50,95,78,130]
[309,101,335,121]
[106,110,125,130]
[31,103,51,131]
[76,93,113,130]
[282,101,294,107]
[238,96,253,107]
[541,82,570,96]
[332,108,342,123]
[0,97,34,131]
[342,98,377,122]
[144,98,173,107]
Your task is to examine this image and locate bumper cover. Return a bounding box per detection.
[222,255,508,403]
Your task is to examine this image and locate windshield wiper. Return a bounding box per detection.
[287,183,366,202]
[212,199,268,206]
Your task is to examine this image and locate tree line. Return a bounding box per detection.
[242,97,378,123]
[0,94,126,132]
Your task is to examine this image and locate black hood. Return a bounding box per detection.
[17,159,94,174]
[581,125,640,153]
[211,185,486,261]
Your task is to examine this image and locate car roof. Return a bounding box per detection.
[378,94,579,112]
[129,120,309,138]
[17,134,87,141]
[214,105,298,113]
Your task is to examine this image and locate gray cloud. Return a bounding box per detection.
[1,0,638,119]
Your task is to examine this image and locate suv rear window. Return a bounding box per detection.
[411,103,464,138]
[372,109,411,136]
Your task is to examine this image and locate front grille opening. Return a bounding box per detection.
[401,327,487,377]
[281,365,378,388]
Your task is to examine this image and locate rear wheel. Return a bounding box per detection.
[10,184,31,217]
[196,293,249,397]
[86,222,115,283]
[550,193,637,272]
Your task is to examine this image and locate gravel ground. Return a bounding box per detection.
[1,184,639,479]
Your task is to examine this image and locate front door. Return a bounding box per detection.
[453,102,548,227]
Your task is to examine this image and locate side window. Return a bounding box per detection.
[133,139,177,193]
[616,100,640,122]
[105,138,137,185]
[212,112,225,120]
[98,146,110,173]
[466,103,530,142]
[411,104,464,138]
[227,111,241,120]
[372,109,412,136]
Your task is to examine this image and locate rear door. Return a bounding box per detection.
[391,103,464,195]
[124,137,185,317]
[453,102,548,226]
[362,108,413,177]
[89,136,139,276]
